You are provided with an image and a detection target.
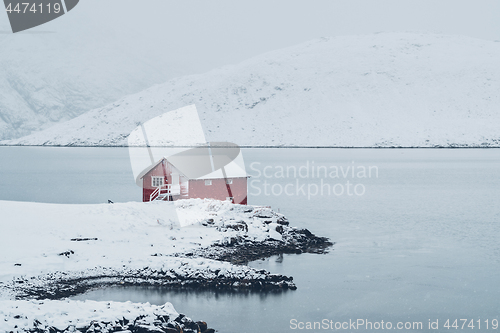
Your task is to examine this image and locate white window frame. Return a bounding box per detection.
[225,179,233,185]
[205,179,212,186]
[152,176,164,187]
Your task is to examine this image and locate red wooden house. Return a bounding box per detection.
[139,156,248,205]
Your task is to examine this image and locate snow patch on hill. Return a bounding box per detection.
[0,20,177,141]
[3,33,500,147]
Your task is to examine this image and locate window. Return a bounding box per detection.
[205,180,212,186]
[152,176,164,187]
[225,179,233,184]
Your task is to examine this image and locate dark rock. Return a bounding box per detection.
[132,324,159,333]
[174,314,185,323]
[226,221,248,232]
[196,321,208,331]
[164,328,179,333]
[202,329,216,333]
[277,216,290,225]
[301,229,313,237]
[58,250,74,258]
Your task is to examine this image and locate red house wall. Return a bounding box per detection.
[142,159,248,204]
[142,162,164,202]
[142,160,186,202]
[188,177,247,205]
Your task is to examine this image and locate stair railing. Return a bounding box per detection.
[150,184,173,202]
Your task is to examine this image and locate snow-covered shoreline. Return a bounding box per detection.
[0,199,332,332]
[0,299,205,333]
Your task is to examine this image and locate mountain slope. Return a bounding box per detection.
[4,33,500,147]
[0,16,179,141]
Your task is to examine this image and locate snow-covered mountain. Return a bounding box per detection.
[0,19,179,141]
[4,33,500,147]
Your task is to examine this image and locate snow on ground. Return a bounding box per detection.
[0,199,289,288]
[3,33,500,147]
[0,299,180,332]
[0,198,301,331]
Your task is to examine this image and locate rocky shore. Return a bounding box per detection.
[21,314,211,333]
[0,199,333,332]
[12,261,298,301]
[195,228,333,264]
[0,299,213,333]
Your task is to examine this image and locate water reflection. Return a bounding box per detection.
[70,255,295,333]
[72,255,291,305]
[74,284,291,303]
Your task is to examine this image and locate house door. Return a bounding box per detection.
[171,173,181,195]
[180,178,189,197]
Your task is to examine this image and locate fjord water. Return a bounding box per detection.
[1,147,499,332]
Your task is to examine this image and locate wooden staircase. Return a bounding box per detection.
[150,184,181,201]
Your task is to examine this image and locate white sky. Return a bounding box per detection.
[2,0,499,78]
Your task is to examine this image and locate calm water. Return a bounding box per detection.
[1,147,500,332]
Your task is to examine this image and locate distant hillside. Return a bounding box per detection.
[4,33,500,147]
[0,20,178,141]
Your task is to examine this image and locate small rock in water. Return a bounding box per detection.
[196,321,208,331]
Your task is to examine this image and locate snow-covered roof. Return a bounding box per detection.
[191,160,247,180]
[139,156,247,180]
[137,158,166,180]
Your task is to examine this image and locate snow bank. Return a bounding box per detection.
[0,199,332,331]
[0,299,189,332]
[0,199,307,298]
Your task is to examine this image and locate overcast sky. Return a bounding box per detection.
[2,0,499,78]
